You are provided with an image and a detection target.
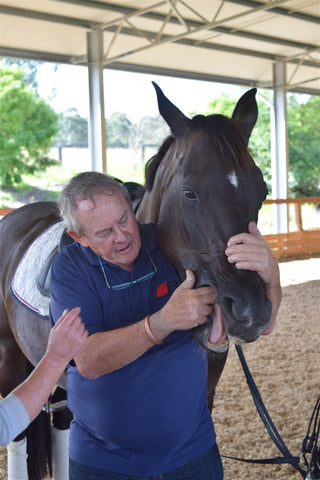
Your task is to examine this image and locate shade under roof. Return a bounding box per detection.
[0,0,319,95]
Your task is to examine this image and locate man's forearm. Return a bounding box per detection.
[13,353,68,423]
[263,282,282,334]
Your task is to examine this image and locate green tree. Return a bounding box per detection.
[133,115,170,149]
[1,58,41,90]
[53,108,88,147]
[106,112,132,147]
[249,97,272,191]
[287,94,320,197]
[0,63,58,186]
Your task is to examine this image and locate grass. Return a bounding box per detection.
[0,168,65,208]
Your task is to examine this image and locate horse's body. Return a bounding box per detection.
[0,84,270,479]
[0,203,60,385]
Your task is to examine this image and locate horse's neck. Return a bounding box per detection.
[137,142,178,224]
[136,188,161,223]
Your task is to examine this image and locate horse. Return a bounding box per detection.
[0,83,270,479]
[136,82,270,411]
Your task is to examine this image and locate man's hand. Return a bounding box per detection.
[225,221,279,286]
[153,270,216,338]
[225,221,281,335]
[47,307,88,362]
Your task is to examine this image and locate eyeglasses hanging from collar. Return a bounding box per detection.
[97,246,157,291]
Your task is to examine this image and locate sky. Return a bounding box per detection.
[36,63,244,123]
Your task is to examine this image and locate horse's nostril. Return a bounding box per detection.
[222,296,235,317]
[221,296,250,324]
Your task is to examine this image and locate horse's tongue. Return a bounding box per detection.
[209,303,227,345]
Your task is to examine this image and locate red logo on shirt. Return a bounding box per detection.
[156,282,168,297]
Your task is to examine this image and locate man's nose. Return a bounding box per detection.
[113,227,126,242]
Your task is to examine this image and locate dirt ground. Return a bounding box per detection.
[214,256,320,480]
[0,256,319,480]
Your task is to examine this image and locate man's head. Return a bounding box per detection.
[59,172,141,271]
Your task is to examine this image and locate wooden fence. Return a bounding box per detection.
[263,197,320,259]
[1,197,319,259]
[0,208,14,217]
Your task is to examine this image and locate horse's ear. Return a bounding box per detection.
[231,88,258,144]
[152,81,190,138]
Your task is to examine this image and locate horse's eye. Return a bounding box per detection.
[183,189,196,200]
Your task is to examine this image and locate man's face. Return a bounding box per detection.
[70,190,141,271]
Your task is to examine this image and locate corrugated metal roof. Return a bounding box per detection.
[0,0,319,95]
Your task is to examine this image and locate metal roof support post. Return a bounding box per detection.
[87,29,107,173]
[272,60,289,233]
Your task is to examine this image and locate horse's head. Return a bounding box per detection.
[138,82,271,348]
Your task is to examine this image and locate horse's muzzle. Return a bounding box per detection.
[220,288,272,342]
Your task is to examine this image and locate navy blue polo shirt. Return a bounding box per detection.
[49,223,215,475]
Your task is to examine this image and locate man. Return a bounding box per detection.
[0,307,87,446]
[50,171,281,480]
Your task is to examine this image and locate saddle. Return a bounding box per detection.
[37,229,74,297]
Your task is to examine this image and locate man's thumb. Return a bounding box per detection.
[181,269,195,289]
[248,221,262,238]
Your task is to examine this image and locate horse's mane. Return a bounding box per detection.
[144,135,175,191]
[144,113,255,192]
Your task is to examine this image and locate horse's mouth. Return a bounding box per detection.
[208,302,228,345]
[193,300,261,352]
[193,302,229,353]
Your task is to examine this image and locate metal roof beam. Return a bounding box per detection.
[0,4,97,28]
[0,47,74,64]
[95,24,319,69]
[1,46,319,96]
[226,0,320,24]
[51,0,134,16]
[1,2,318,57]
[57,0,320,25]
[108,61,320,96]
[97,0,302,63]
[204,26,318,52]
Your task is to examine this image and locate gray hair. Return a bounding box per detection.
[59,171,132,235]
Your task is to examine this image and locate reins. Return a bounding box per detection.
[221,344,319,479]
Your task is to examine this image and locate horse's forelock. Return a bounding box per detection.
[191,114,253,173]
[144,135,175,191]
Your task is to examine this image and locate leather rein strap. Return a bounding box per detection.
[221,344,320,479]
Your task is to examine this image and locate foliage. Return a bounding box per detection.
[132,115,170,149]
[287,95,320,197]
[205,92,235,118]
[250,98,273,192]
[106,112,132,147]
[1,58,41,90]
[53,108,88,147]
[53,109,169,151]
[206,90,320,197]
[0,63,58,186]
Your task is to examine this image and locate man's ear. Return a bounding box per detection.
[67,229,88,247]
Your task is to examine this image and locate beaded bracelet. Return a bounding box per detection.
[144,315,162,345]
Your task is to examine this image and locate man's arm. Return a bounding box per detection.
[74,270,215,379]
[12,308,87,423]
